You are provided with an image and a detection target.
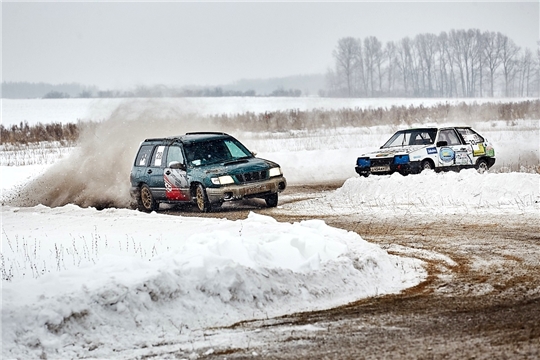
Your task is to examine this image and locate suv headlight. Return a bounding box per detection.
[269,167,282,177]
[211,175,235,185]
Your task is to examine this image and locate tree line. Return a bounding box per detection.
[2,82,304,99]
[1,121,80,144]
[326,29,539,98]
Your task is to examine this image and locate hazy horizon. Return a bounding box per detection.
[3,1,538,90]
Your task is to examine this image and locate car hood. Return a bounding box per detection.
[360,145,429,158]
[198,157,279,176]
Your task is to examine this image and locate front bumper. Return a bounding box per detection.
[356,163,413,176]
[206,176,287,203]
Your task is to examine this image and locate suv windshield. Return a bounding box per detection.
[184,138,253,166]
[382,129,437,148]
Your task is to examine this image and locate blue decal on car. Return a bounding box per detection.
[427,147,437,154]
[439,147,455,162]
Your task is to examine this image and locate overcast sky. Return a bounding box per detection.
[2,1,539,90]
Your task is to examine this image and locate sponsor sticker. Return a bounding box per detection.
[427,147,437,155]
[439,147,455,163]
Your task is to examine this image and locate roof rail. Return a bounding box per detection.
[185,132,229,136]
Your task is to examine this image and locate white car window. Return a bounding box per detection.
[439,129,461,145]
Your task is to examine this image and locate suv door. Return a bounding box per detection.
[146,145,167,200]
[132,144,154,185]
[164,145,190,201]
[437,128,473,168]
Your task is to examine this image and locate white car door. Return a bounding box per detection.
[437,129,473,167]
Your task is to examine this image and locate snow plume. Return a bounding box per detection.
[4,99,234,208]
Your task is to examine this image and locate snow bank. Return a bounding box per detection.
[1,206,425,359]
[285,170,540,216]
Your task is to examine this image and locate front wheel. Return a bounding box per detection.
[476,159,489,174]
[265,193,278,207]
[138,184,158,212]
[195,184,212,213]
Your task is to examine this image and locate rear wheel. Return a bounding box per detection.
[195,184,212,213]
[476,159,489,174]
[138,184,158,212]
[265,193,279,207]
[420,160,434,172]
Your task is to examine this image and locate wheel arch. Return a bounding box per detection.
[476,156,495,168]
[189,181,202,200]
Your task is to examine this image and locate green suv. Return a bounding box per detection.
[130,132,287,212]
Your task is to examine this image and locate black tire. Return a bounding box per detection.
[138,184,158,212]
[265,193,279,207]
[195,184,212,213]
[420,159,434,172]
[476,158,489,174]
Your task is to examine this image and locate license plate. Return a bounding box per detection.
[245,184,269,195]
[371,165,390,172]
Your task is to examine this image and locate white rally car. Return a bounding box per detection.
[355,127,495,177]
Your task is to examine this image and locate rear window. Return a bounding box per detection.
[135,145,154,167]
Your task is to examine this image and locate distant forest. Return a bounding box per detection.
[326,29,539,98]
[2,29,538,99]
[0,79,313,100]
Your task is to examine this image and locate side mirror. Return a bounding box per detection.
[168,161,186,170]
[251,151,257,157]
[436,141,448,147]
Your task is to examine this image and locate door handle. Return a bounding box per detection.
[147,169,152,174]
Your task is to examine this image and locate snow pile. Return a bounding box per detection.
[1,206,425,359]
[287,170,540,216]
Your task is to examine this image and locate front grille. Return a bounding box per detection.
[235,170,268,183]
[370,158,392,167]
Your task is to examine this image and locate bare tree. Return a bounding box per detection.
[363,36,384,96]
[517,49,534,96]
[483,31,504,97]
[396,37,414,96]
[385,41,398,95]
[439,31,458,97]
[500,35,521,96]
[332,37,362,97]
[416,33,439,97]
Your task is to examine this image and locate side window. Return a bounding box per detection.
[439,130,461,146]
[135,145,154,167]
[412,131,434,145]
[151,145,166,167]
[166,145,185,166]
[457,128,484,144]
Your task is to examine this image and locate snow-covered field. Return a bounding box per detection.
[1,97,539,359]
